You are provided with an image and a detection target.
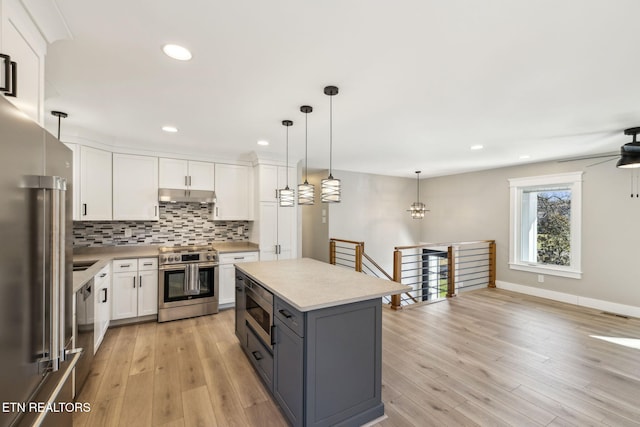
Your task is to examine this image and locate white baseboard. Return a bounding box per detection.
[495,280,640,319]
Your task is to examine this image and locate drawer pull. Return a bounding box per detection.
[234,257,245,260]
[143,263,153,266]
[99,273,107,278]
[120,264,131,268]
[251,351,263,361]
[279,309,293,319]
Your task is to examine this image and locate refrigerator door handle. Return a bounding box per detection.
[25,176,67,372]
[0,53,10,92]
[5,60,16,97]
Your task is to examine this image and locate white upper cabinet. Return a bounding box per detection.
[0,0,47,125]
[113,153,158,221]
[159,158,215,191]
[188,161,216,191]
[79,145,112,221]
[214,164,252,220]
[258,164,296,202]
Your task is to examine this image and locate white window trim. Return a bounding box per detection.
[508,171,583,279]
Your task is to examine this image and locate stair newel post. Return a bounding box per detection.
[488,240,496,288]
[447,245,457,298]
[329,239,336,265]
[355,243,363,272]
[391,249,402,310]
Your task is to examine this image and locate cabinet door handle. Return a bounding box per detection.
[99,273,107,278]
[0,54,10,92]
[251,350,263,361]
[82,203,87,216]
[216,207,219,217]
[4,60,16,97]
[102,288,108,303]
[139,275,143,288]
[189,176,192,186]
[154,205,157,217]
[271,325,276,346]
[278,309,293,319]
[132,276,136,288]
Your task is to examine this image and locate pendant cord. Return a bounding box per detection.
[57,116,61,140]
[329,94,333,176]
[305,111,308,183]
[286,125,289,187]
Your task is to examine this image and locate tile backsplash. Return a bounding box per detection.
[73,202,250,247]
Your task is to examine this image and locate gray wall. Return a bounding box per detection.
[324,170,421,275]
[421,158,640,307]
[301,171,330,263]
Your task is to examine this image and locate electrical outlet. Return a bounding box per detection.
[124,228,132,238]
[322,217,326,224]
[537,274,544,283]
[237,226,244,235]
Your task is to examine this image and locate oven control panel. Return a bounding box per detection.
[159,251,218,265]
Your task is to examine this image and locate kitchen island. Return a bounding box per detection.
[235,258,408,427]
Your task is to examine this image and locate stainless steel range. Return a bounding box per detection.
[157,245,219,322]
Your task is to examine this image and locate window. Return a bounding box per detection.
[508,172,583,279]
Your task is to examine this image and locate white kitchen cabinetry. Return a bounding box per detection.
[218,251,259,306]
[93,263,111,353]
[0,0,46,125]
[111,258,158,321]
[214,164,252,220]
[79,145,112,221]
[64,143,81,220]
[159,158,215,191]
[113,153,159,221]
[255,164,297,261]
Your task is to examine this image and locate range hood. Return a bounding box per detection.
[158,188,217,204]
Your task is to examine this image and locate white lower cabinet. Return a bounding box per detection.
[93,263,111,354]
[218,251,259,305]
[111,258,158,320]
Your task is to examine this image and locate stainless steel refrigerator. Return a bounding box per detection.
[0,96,80,427]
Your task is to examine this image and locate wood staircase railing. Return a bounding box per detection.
[330,238,496,310]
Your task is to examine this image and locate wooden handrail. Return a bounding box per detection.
[331,238,365,246]
[394,240,495,251]
[362,252,393,281]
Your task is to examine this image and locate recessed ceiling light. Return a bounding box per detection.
[519,154,531,160]
[162,126,178,133]
[257,140,269,146]
[470,144,484,150]
[162,44,192,61]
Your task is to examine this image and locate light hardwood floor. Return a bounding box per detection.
[75,289,640,426]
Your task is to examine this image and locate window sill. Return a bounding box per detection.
[509,262,582,279]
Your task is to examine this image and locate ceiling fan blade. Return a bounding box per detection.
[557,153,618,163]
[586,157,617,168]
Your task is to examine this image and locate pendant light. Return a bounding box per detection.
[407,171,427,219]
[279,120,295,207]
[298,105,314,205]
[321,85,341,203]
[616,127,640,169]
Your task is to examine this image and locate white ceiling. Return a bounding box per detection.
[44,0,640,178]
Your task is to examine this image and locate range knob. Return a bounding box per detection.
[161,256,167,263]
[206,254,212,261]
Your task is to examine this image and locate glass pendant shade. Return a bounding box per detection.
[321,175,341,203]
[409,202,426,219]
[280,186,295,207]
[298,181,315,205]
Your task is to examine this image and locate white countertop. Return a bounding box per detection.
[235,258,409,312]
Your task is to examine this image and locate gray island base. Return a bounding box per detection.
[234,258,407,427]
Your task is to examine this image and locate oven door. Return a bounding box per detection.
[244,284,274,349]
[159,263,219,309]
